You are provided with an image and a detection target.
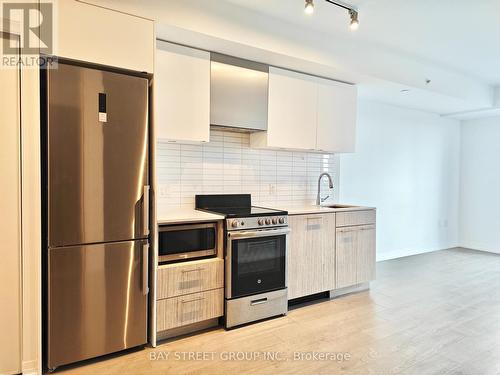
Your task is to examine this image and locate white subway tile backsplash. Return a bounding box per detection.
[156,129,339,210]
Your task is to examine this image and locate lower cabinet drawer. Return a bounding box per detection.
[336,210,376,227]
[156,289,224,332]
[157,258,224,299]
[226,289,287,328]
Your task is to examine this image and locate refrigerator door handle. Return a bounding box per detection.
[143,185,150,236]
[142,243,149,295]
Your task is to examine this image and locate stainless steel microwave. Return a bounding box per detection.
[158,222,218,263]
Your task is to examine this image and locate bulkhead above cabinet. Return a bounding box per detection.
[49,0,154,73]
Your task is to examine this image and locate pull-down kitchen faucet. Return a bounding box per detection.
[316,172,334,206]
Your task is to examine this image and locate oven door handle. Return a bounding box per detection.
[228,228,290,240]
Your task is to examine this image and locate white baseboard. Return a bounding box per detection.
[376,244,459,262]
[459,243,500,255]
[378,244,500,262]
[22,359,39,375]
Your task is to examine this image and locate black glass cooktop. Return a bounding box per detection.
[199,206,286,218]
[195,194,287,218]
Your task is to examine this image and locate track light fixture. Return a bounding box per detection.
[305,0,314,14]
[304,0,360,30]
[349,9,359,30]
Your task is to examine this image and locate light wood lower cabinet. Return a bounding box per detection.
[336,224,376,289]
[335,227,358,288]
[157,289,224,332]
[287,214,336,299]
[156,257,224,334]
[157,258,224,299]
[288,210,376,299]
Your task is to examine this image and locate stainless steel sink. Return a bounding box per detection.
[321,204,358,209]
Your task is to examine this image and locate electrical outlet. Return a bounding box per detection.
[269,184,276,195]
[438,219,449,228]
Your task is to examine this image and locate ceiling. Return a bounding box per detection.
[91,0,500,117]
[226,0,500,85]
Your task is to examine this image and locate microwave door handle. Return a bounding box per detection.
[143,185,150,236]
[228,228,290,240]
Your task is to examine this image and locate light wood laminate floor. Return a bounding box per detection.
[56,248,500,375]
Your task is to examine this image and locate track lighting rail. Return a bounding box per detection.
[323,0,357,12]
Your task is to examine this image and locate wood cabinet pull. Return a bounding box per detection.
[306,216,323,230]
[359,226,375,231]
[338,225,374,233]
[181,267,205,274]
[181,297,205,304]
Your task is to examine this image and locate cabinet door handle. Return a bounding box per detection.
[181,297,205,304]
[360,225,376,231]
[339,225,375,232]
[306,216,323,221]
[181,267,205,274]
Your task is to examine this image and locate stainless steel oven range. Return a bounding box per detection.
[225,216,289,328]
[195,194,289,328]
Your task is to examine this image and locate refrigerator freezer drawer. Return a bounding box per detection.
[48,240,148,369]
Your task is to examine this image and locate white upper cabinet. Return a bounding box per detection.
[252,67,318,150]
[51,0,154,73]
[155,41,210,143]
[316,79,357,152]
[267,67,318,150]
[251,67,357,153]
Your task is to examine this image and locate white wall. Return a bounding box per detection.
[460,116,500,253]
[340,100,461,260]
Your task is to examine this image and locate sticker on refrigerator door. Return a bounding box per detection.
[98,93,107,123]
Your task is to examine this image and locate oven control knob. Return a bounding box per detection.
[258,219,264,226]
[265,218,271,225]
[231,220,239,228]
[272,217,278,224]
[279,217,286,224]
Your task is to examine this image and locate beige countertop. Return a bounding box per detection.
[279,204,376,216]
[157,207,225,225]
[157,204,375,224]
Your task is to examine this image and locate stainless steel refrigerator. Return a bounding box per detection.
[44,62,150,370]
